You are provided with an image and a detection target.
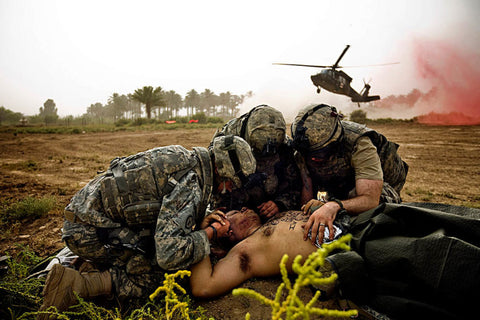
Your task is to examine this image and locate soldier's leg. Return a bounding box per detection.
[110,263,165,301]
[380,142,409,194]
[62,220,137,267]
[379,182,402,204]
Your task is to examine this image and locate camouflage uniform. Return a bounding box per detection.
[210,105,301,212]
[292,104,408,203]
[62,138,255,300]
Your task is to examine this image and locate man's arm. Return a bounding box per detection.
[190,244,252,298]
[345,136,383,213]
[343,178,382,214]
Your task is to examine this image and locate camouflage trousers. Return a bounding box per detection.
[379,182,402,204]
[109,261,165,301]
[62,220,164,300]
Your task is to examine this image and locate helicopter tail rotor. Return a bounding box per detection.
[360,78,372,96]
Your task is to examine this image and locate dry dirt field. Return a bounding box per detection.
[1,123,479,319]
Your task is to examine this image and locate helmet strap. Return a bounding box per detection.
[223,135,248,185]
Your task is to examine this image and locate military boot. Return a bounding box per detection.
[37,263,112,319]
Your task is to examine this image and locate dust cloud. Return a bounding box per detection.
[371,39,480,125]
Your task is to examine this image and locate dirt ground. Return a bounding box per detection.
[1,123,480,319]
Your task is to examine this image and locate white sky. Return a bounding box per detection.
[1,0,479,120]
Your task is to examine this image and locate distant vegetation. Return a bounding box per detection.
[0,112,225,135]
[0,86,251,128]
[348,109,367,124]
[346,109,415,125]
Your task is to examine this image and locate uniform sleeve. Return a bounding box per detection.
[351,136,383,181]
[154,171,210,270]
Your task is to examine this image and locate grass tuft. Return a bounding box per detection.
[0,196,56,225]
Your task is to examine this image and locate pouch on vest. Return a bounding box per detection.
[99,147,197,227]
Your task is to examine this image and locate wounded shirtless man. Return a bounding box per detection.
[190,208,343,298]
[192,204,480,320]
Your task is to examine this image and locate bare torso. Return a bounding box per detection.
[190,210,321,298]
[236,211,318,275]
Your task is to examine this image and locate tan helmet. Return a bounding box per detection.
[243,105,286,156]
[291,104,344,153]
[212,135,256,187]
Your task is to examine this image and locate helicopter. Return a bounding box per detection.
[273,45,395,103]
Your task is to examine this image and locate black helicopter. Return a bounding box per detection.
[274,45,395,103]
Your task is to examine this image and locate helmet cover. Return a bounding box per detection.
[245,105,286,155]
[212,135,256,187]
[291,104,343,153]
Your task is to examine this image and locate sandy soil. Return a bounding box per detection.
[1,123,479,318]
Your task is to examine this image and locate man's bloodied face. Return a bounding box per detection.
[225,208,260,244]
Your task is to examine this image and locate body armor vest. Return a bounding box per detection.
[310,121,408,199]
[96,146,213,229]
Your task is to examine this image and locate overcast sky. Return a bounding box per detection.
[1,0,479,120]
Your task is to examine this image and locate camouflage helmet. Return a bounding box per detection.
[291,104,344,153]
[212,135,256,187]
[243,105,286,156]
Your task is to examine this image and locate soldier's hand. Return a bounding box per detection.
[211,221,231,239]
[302,202,337,245]
[257,201,279,219]
[301,199,325,215]
[201,210,227,229]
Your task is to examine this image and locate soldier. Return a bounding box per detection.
[291,104,408,244]
[38,135,256,317]
[210,105,301,219]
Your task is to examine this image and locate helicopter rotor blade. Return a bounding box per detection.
[340,62,400,68]
[273,62,400,69]
[332,45,350,69]
[273,63,332,68]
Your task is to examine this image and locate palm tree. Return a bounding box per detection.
[200,89,216,116]
[164,90,183,118]
[127,94,142,119]
[185,89,200,117]
[108,93,129,120]
[229,94,245,117]
[219,91,232,119]
[131,86,165,119]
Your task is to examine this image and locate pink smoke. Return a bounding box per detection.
[375,38,480,125]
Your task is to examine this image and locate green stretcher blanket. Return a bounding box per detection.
[327,202,480,319]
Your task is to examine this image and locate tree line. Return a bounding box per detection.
[0,86,251,126]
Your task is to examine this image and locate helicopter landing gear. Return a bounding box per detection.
[316,87,321,94]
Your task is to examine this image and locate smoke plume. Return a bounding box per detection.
[373,39,480,125]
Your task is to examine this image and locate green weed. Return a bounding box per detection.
[0,196,56,224]
[0,245,44,319]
